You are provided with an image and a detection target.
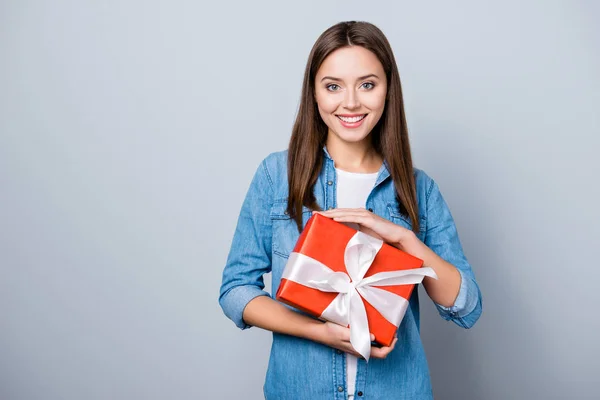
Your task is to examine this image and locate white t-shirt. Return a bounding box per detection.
[334,167,379,399]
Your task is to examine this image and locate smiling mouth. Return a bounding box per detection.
[336,114,368,123]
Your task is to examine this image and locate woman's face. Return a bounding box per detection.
[314,46,388,145]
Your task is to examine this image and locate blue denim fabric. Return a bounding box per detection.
[219,147,483,399]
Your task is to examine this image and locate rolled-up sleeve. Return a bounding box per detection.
[218,158,273,330]
[424,177,482,329]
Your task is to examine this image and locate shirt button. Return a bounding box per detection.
[336,349,342,354]
[357,391,363,396]
[368,208,373,212]
[327,180,333,185]
[337,386,344,392]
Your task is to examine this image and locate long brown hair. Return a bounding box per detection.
[287,21,420,234]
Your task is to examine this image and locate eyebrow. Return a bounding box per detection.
[320,74,380,82]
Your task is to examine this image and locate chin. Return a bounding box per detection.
[331,130,371,144]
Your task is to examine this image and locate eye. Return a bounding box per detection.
[361,82,375,90]
[326,83,341,92]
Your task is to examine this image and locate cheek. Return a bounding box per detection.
[363,92,387,113]
[315,90,340,115]
[317,99,339,115]
[318,107,337,130]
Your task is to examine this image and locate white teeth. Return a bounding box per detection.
[337,114,366,123]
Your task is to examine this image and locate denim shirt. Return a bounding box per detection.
[219,147,483,400]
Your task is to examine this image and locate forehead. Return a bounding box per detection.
[316,46,384,79]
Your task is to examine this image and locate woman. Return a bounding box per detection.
[219,21,482,399]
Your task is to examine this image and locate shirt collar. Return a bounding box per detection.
[321,145,390,186]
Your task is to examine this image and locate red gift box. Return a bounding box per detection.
[275,213,436,360]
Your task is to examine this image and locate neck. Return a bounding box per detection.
[325,132,383,173]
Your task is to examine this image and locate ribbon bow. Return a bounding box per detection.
[281,231,437,361]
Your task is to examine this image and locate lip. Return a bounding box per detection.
[336,113,368,128]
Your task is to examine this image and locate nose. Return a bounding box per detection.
[343,88,360,110]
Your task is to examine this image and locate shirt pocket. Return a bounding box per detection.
[269,201,314,259]
[386,202,427,241]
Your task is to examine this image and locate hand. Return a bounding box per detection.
[313,208,429,261]
[314,321,398,360]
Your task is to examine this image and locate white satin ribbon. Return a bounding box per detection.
[281,230,438,361]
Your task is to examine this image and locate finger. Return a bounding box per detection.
[345,346,363,358]
[370,338,398,359]
[332,210,372,218]
[316,210,379,228]
[370,345,392,359]
[313,210,363,220]
[324,322,352,343]
[337,326,351,342]
[313,210,380,234]
[317,208,371,217]
[325,208,377,219]
[333,340,362,357]
[330,214,397,244]
[331,214,373,227]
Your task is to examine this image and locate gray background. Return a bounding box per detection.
[1,1,598,399]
